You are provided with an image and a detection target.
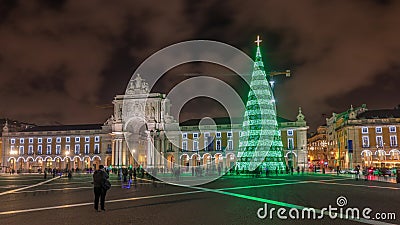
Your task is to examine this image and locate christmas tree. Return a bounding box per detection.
[236,36,286,172]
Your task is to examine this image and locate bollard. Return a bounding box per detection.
[396,169,400,184]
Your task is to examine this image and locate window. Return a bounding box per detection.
[47,138,52,143]
[66,145,70,151]
[227,140,233,150]
[11,138,16,144]
[390,135,397,147]
[182,141,187,151]
[204,140,209,150]
[75,137,80,142]
[361,127,368,134]
[19,146,24,155]
[216,140,221,150]
[56,137,61,143]
[182,133,187,139]
[94,144,100,154]
[66,137,71,143]
[85,137,90,142]
[208,138,214,151]
[38,138,42,144]
[55,145,61,155]
[75,144,80,154]
[204,132,210,138]
[376,136,383,147]
[29,138,34,144]
[95,136,100,142]
[38,145,42,155]
[287,130,294,136]
[193,133,199,139]
[288,138,294,150]
[46,145,51,155]
[85,144,90,154]
[28,146,33,155]
[193,141,199,151]
[389,126,396,133]
[20,138,24,144]
[362,136,369,148]
[375,127,382,134]
[168,143,173,152]
[227,131,233,138]
[216,132,221,138]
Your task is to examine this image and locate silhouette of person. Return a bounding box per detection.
[93,165,109,211]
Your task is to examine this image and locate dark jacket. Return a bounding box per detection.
[93,169,109,188]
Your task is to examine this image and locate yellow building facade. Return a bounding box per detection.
[173,108,309,172]
[1,124,112,173]
[326,105,400,170]
[1,75,309,174]
[307,125,328,168]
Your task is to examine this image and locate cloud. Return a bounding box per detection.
[226,0,400,128]
[0,0,191,124]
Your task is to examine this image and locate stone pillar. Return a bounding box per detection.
[118,139,122,167]
[111,139,115,167]
[155,135,161,168]
[120,139,128,167]
[160,133,165,170]
[146,131,153,168]
[112,137,124,167]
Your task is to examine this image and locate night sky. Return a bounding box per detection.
[1,0,400,131]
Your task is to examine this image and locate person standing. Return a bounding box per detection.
[128,168,133,182]
[93,165,109,212]
[122,168,128,183]
[117,168,121,180]
[356,165,361,181]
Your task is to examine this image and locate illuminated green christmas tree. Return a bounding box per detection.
[236,36,286,172]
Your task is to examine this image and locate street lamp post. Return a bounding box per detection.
[321,140,328,169]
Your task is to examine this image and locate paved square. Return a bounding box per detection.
[0,173,398,225]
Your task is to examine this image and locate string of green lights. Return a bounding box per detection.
[236,36,286,172]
